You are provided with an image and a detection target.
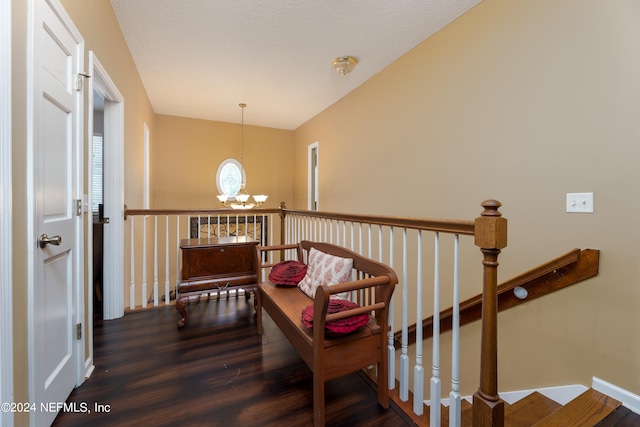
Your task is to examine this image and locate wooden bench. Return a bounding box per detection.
[255,241,398,427]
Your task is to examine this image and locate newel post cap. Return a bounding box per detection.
[474,200,508,250]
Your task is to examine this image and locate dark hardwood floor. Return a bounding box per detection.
[53,294,412,427]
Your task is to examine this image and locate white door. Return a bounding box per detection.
[32,0,83,425]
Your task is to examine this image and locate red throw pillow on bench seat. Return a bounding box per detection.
[268,260,308,286]
[301,299,370,336]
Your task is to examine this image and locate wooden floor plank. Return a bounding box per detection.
[532,388,620,427]
[504,391,562,427]
[53,298,411,427]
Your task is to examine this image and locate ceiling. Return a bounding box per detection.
[109,0,482,130]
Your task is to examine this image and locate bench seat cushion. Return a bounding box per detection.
[301,300,370,336]
[268,260,307,286]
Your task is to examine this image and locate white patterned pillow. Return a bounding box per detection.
[298,247,353,300]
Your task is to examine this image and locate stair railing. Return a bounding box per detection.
[277,200,507,427]
[122,207,282,310]
[124,200,508,427]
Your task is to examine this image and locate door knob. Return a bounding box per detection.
[39,234,62,248]
[103,217,110,224]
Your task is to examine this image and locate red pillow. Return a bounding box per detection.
[301,300,369,336]
[268,260,307,286]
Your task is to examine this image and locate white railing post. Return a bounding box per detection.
[141,216,148,309]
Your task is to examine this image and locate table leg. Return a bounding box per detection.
[176,296,189,328]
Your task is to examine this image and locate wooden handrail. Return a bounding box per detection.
[123,206,282,220]
[278,202,476,236]
[394,248,599,348]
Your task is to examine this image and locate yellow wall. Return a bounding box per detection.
[294,0,640,395]
[61,0,156,210]
[152,114,294,209]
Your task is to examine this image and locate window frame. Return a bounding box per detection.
[216,158,246,199]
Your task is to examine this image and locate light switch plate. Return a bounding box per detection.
[566,192,594,213]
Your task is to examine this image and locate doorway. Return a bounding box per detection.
[92,92,105,318]
[308,142,319,210]
[87,51,125,328]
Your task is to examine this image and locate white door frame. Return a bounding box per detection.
[1,0,14,424]
[88,51,125,321]
[308,141,319,210]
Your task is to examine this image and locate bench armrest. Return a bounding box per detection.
[313,275,395,337]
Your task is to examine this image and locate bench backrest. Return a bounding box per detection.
[299,240,398,306]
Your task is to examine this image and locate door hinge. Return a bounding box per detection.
[76,323,82,340]
[75,199,82,216]
[74,72,91,91]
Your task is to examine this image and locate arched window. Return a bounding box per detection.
[216,158,245,199]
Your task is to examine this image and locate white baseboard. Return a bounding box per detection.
[593,376,640,415]
[500,384,588,405]
[435,379,640,415]
[435,384,588,407]
[84,363,95,381]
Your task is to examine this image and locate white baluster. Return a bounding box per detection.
[400,228,409,401]
[343,221,347,247]
[129,217,135,311]
[350,222,354,251]
[323,218,327,243]
[387,226,395,391]
[175,216,180,289]
[449,234,462,427]
[329,219,334,244]
[164,215,170,305]
[153,216,159,306]
[414,230,424,415]
[430,232,441,427]
[141,216,147,309]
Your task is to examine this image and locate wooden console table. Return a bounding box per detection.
[176,236,258,327]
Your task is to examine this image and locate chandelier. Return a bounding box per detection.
[216,103,268,209]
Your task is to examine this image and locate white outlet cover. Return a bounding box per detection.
[566,192,594,213]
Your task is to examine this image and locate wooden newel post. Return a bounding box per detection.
[472,200,507,427]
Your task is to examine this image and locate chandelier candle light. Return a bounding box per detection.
[217,103,268,209]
